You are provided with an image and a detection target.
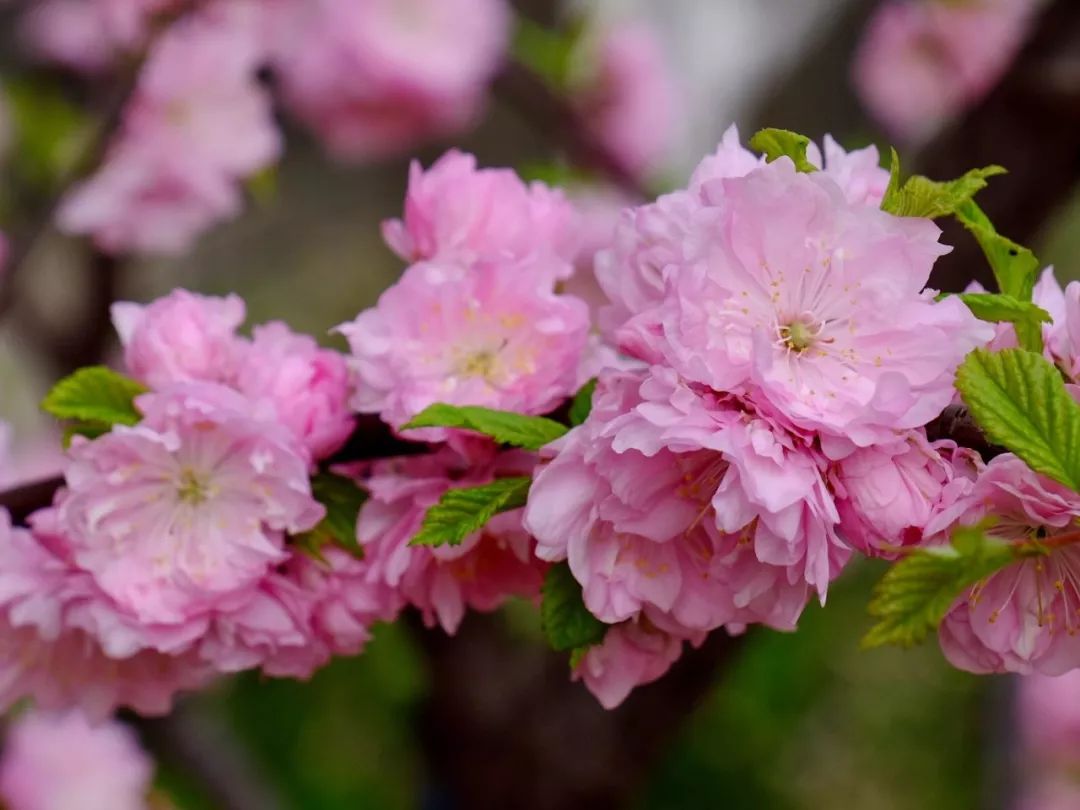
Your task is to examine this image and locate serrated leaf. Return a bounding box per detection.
[955,292,1049,353]
[569,378,597,426]
[410,476,532,547]
[881,165,1005,219]
[749,128,815,173]
[956,348,1080,490]
[955,200,1039,302]
[881,147,902,211]
[402,404,567,450]
[42,366,147,427]
[61,421,112,447]
[541,563,608,652]
[863,525,1019,648]
[294,472,367,558]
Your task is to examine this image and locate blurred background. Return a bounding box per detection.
[0,0,1078,807]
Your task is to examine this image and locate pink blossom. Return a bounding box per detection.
[0,711,153,810]
[357,447,544,633]
[273,0,510,161]
[58,382,324,624]
[832,432,980,557]
[111,289,246,389]
[608,157,990,447]
[572,22,679,179]
[235,322,355,460]
[524,367,850,639]
[381,150,576,275]
[0,508,212,719]
[1018,671,1080,759]
[337,260,590,432]
[57,141,243,256]
[934,455,1080,675]
[598,127,898,349]
[572,619,700,710]
[56,5,278,255]
[853,0,1040,144]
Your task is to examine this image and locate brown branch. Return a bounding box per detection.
[491,59,652,200]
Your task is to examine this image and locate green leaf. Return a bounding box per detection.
[880,147,902,211]
[881,165,1006,219]
[748,128,816,173]
[568,378,597,426]
[956,348,1080,490]
[512,17,579,90]
[5,78,93,192]
[41,366,147,427]
[863,525,1021,648]
[294,473,368,559]
[955,200,1040,302]
[402,404,568,451]
[955,292,1050,353]
[410,476,532,548]
[541,563,608,652]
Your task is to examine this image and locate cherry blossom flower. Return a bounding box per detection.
[603,156,990,449]
[338,260,590,432]
[111,289,247,389]
[58,382,324,624]
[572,619,702,710]
[235,322,355,461]
[933,455,1080,675]
[381,150,577,275]
[0,711,154,810]
[525,367,850,641]
[357,446,545,633]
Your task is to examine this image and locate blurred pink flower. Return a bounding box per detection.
[56,5,278,255]
[58,382,323,624]
[1018,671,1080,759]
[853,0,1040,144]
[572,22,679,179]
[112,289,247,389]
[381,150,577,275]
[358,446,544,633]
[338,260,589,432]
[0,711,153,810]
[273,0,510,160]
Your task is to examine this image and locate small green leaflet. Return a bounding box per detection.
[956,348,1080,491]
[954,292,1049,353]
[402,404,568,451]
[881,164,1005,219]
[540,563,608,652]
[410,476,532,547]
[41,366,147,429]
[864,524,1042,648]
[511,17,581,90]
[569,378,597,426]
[293,472,368,560]
[749,128,816,173]
[955,200,1040,303]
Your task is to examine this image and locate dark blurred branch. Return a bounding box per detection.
[131,706,285,810]
[413,614,746,810]
[492,60,651,199]
[917,0,1080,290]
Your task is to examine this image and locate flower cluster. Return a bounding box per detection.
[527,128,993,704]
[0,291,384,718]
